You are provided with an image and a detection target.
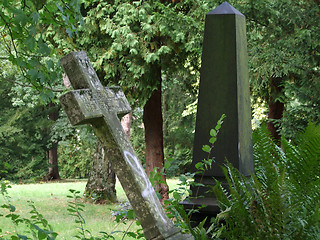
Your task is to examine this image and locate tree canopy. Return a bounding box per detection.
[0,0,319,181]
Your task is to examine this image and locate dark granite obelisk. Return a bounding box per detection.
[182,2,254,223]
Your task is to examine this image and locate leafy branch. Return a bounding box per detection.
[193,114,226,198]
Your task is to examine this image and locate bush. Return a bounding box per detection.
[213,124,320,239]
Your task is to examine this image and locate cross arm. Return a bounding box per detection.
[60,87,131,126]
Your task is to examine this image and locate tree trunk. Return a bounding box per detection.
[46,102,60,180]
[162,90,169,147]
[143,70,169,204]
[121,112,132,138]
[84,139,117,204]
[267,77,285,144]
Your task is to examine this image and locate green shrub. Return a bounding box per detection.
[213,124,320,239]
[57,126,96,179]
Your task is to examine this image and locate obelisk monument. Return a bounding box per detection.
[182,1,254,223]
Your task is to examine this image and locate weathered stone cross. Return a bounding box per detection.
[59,51,193,240]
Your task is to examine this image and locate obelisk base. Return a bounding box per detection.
[180,197,220,227]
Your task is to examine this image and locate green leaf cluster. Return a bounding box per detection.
[53,112,97,179]
[235,0,320,137]
[77,0,213,107]
[0,80,51,181]
[213,124,320,239]
[0,0,83,102]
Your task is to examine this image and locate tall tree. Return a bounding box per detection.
[77,0,210,201]
[236,0,320,141]
[84,139,117,203]
[0,79,51,180]
[46,102,61,180]
[0,0,82,179]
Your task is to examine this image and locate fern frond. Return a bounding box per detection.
[213,123,320,239]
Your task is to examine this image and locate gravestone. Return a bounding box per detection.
[59,51,193,240]
[181,2,254,223]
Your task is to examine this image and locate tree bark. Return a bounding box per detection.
[162,90,169,147]
[46,102,60,180]
[121,112,132,138]
[267,77,285,144]
[143,70,169,204]
[84,139,117,203]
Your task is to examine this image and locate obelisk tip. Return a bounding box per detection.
[207,1,244,16]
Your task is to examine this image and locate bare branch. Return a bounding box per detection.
[0,12,19,57]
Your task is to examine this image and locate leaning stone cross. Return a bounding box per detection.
[59,51,193,240]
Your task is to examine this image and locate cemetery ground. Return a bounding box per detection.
[0,179,180,240]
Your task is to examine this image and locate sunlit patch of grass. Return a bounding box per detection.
[0,178,181,239]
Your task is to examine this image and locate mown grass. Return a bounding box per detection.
[0,179,180,239]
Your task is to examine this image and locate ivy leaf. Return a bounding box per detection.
[12,8,28,26]
[56,3,64,14]
[24,36,36,51]
[46,60,54,70]
[9,204,16,212]
[66,28,72,38]
[31,12,40,24]
[173,192,180,200]
[27,69,39,80]
[195,162,203,170]
[164,160,171,170]
[17,235,28,240]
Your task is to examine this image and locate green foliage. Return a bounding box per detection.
[163,114,227,239]
[164,119,319,239]
[0,0,82,101]
[238,0,320,138]
[162,80,197,177]
[194,114,225,176]
[57,128,96,179]
[111,202,144,239]
[67,189,90,239]
[0,180,58,239]
[213,124,320,239]
[0,80,51,181]
[2,121,318,239]
[77,0,214,106]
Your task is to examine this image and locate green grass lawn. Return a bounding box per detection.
[0,179,181,240]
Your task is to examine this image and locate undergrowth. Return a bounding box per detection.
[212,124,320,239]
[1,121,319,239]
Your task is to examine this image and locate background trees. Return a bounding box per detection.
[75,0,210,201]
[239,0,320,141]
[0,0,319,194]
[0,0,83,180]
[0,79,51,180]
